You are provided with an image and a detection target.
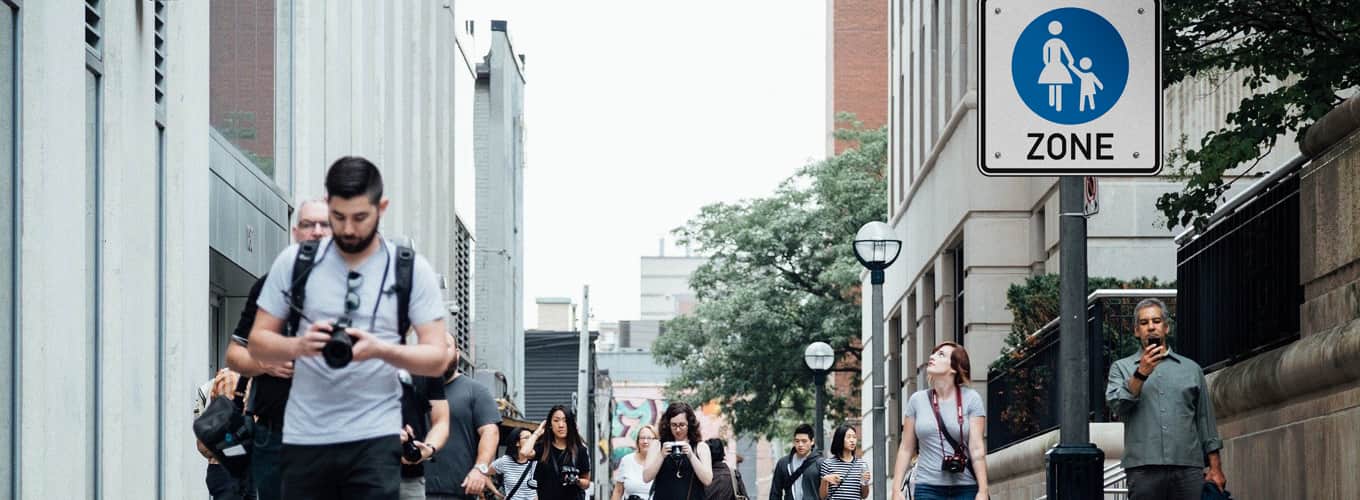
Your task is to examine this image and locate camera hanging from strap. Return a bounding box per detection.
[929,386,972,471]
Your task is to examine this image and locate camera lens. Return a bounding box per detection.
[323,318,355,368]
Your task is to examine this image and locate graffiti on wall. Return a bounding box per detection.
[608,388,727,471]
[610,397,668,467]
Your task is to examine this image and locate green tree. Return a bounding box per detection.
[653,116,886,437]
[1157,1,1360,230]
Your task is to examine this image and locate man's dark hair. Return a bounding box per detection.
[324,156,384,204]
[707,438,726,463]
[794,423,815,440]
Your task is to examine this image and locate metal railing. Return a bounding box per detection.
[1175,156,1304,372]
[987,291,1176,452]
[1034,463,1128,500]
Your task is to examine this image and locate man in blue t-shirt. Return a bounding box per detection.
[249,156,453,499]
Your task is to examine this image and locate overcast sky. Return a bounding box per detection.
[472,1,829,327]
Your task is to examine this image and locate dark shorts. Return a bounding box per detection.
[281,435,402,500]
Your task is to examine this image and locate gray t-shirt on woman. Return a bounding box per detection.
[903,387,985,487]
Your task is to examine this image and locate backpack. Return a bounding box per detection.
[286,239,418,341]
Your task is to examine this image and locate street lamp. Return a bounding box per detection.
[804,341,835,454]
[853,221,900,500]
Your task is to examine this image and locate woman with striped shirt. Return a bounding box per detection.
[818,425,870,500]
[490,428,538,500]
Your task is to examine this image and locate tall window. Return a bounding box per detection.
[210,0,289,190]
[953,244,965,342]
[1,1,18,496]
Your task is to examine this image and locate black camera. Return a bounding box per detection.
[942,453,969,473]
[402,440,423,463]
[669,442,686,459]
[560,464,581,486]
[323,316,355,368]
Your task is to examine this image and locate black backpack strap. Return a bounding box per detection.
[395,244,416,342]
[230,375,250,412]
[286,240,322,337]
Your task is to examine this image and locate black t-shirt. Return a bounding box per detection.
[533,442,591,500]
[653,445,705,500]
[236,275,291,422]
[400,374,447,478]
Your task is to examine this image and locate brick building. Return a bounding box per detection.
[826,0,888,154]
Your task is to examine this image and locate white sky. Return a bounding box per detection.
[472,1,829,328]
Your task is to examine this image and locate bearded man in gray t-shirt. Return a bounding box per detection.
[249,156,453,500]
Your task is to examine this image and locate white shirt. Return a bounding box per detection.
[615,452,654,498]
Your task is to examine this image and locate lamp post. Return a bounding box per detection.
[804,341,835,454]
[853,221,901,500]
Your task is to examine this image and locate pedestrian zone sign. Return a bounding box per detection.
[979,0,1161,176]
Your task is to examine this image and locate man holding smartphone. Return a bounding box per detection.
[1105,298,1227,500]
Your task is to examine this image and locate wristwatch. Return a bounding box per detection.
[476,463,490,475]
[1133,369,1149,381]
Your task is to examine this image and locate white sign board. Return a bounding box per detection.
[979,0,1161,176]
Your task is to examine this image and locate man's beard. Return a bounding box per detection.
[335,223,379,254]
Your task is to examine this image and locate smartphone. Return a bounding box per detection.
[1148,337,1163,348]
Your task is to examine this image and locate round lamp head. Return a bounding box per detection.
[804,341,835,371]
[853,221,902,271]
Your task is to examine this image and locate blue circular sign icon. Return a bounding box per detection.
[1011,7,1128,125]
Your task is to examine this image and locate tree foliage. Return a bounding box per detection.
[1157,1,1360,231]
[653,116,886,437]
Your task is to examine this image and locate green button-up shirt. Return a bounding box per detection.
[1105,350,1223,469]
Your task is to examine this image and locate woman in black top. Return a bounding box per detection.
[643,402,713,500]
[522,405,592,500]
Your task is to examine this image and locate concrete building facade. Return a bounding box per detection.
[640,254,705,322]
[472,20,528,409]
[7,0,483,496]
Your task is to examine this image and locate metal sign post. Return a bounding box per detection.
[979,1,1162,498]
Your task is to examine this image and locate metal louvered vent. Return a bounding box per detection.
[154,0,167,108]
[85,0,102,58]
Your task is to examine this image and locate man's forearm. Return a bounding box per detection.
[1207,451,1222,471]
[476,425,499,466]
[248,326,297,365]
[226,343,267,377]
[381,344,449,377]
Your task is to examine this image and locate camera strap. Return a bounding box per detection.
[929,387,967,458]
[504,461,531,499]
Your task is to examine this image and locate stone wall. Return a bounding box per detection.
[1206,129,1360,499]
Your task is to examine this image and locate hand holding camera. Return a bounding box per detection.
[822,473,843,486]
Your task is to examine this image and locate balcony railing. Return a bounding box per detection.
[1175,156,1304,372]
[986,290,1176,453]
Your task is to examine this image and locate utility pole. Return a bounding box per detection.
[576,285,591,436]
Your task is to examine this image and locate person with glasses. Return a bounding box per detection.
[643,402,713,500]
[249,156,453,499]
[224,197,330,500]
[612,425,658,500]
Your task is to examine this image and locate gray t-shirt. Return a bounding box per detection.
[425,375,504,495]
[257,237,445,445]
[903,387,985,487]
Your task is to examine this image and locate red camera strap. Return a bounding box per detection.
[929,387,965,454]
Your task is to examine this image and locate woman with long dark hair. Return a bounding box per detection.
[818,425,869,500]
[642,402,713,500]
[490,427,538,500]
[522,405,592,500]
[891,342,989,500]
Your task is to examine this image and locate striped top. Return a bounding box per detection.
[492,455,538,500]
[818,456,865,500]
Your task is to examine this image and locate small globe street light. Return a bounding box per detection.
[804,341,834,453]
[853,221,900,500]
